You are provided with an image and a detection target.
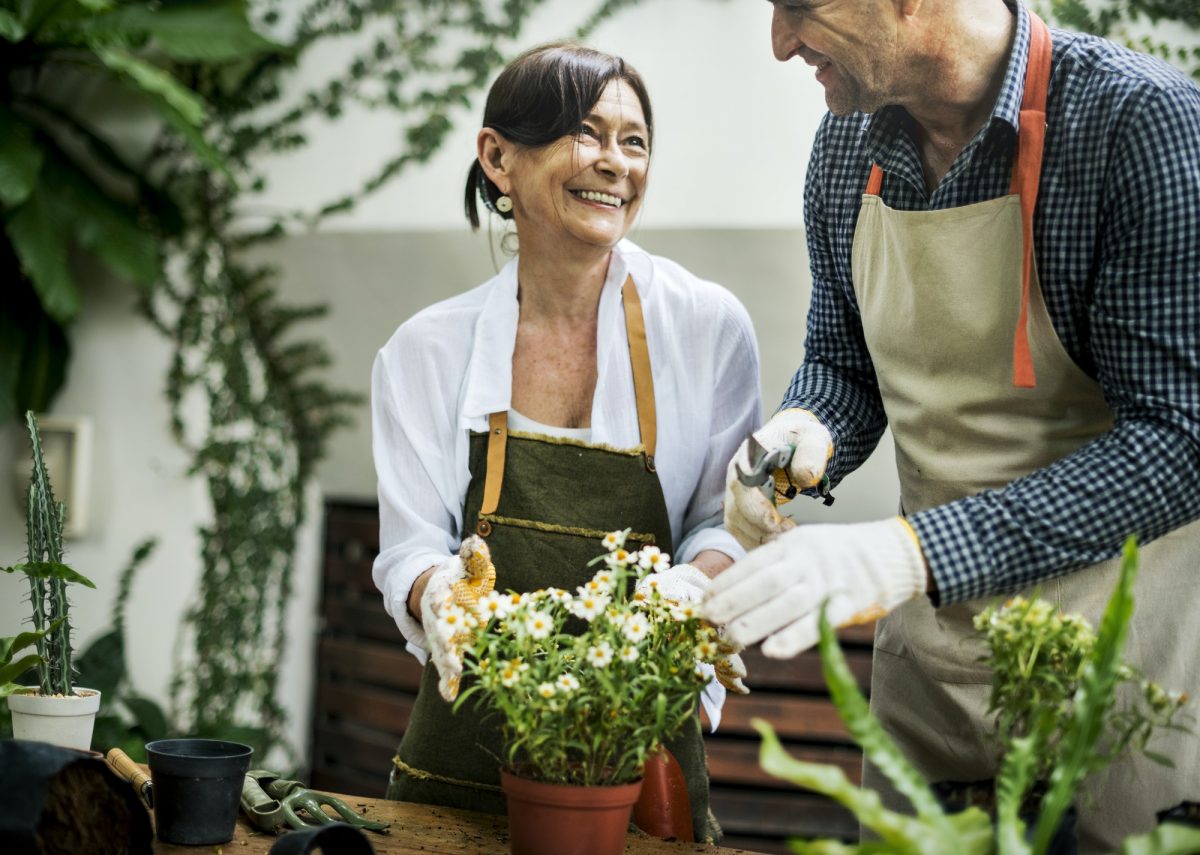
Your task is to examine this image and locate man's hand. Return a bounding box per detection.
[724,409,833,549]
[701,518,927,658]
[420,555,469,700]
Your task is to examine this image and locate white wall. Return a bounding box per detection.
[0,0,864,763]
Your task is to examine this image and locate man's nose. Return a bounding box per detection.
[771,5,802,62]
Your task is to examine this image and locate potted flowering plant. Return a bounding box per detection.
[440,530,726,855]
[3,412,100,750]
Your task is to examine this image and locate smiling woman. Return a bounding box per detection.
[370,42,763,845]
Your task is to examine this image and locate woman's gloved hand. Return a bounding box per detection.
[723,409,834,550]
[637,564,750,703]
[421,535,497,701]
[702,518,928,659]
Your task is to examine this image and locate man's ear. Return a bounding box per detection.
[477,128,512,194]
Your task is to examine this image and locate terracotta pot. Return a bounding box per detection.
[632,747,693,841]
[7,688,101,751]
[500,769,642,855]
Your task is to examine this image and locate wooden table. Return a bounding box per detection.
[152,793,770,854]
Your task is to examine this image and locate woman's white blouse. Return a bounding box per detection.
[371,240,762,662]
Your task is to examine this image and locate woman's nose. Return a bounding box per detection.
[596,137,630,179]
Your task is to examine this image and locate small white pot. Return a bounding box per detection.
[7,688,102,751]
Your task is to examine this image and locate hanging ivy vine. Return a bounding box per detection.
[145,0,679,760]
[1040,0,1199,78]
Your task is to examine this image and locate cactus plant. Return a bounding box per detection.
[1,411,95,696]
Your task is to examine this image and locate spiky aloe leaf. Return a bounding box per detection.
[1032,537,1139,853]
[816,607,951,829]
[1117,823,1200,855]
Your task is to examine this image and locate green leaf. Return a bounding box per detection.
[5,184,79,323]
[1032,536,1139,852]
[1118,822,1200,855]
[94,46,206,126]
[0,9,26,41]
[124,695,168,741]
[0,108,42,207]
[1,282,70,419]
[81,0,281,62]
[3,561,97,589]
[74,628,125,699]
[0,628,52,665]
[0,653,43,686]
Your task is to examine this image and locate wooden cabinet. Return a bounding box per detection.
[312,501,872,854]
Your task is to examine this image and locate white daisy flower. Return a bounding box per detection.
[590,570,616,590]
[604,547,633,569]
[500,664,523,688]
[671,602,700,622]
[637,546,671,571]
[619,645,640,663]
[557,673,580,693]
[525,611,553,639]
[570,594,609,622]
[623,615,649,643]
[587,642,614,668]
[695,639,719,660]
[476,591,514,621]
[537,682,556,699]
[602,530,627,552]
[436,604,470,636]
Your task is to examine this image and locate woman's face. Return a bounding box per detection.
[508,79,650,251]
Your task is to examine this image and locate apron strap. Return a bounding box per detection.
[477,276,658,531]
[1010,10,1051,389]
[861,11,1052,389]
[622,275,658,471]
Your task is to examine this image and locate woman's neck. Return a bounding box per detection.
[515,246,614,322]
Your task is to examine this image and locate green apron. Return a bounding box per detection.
[386,279,717,843]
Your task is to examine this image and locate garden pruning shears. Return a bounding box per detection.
[735,434,834,507]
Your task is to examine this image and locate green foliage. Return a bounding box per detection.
[755,537,1199,855]
[1040,0,1200,79]
[0,0,275,421]
[3,411,96,696]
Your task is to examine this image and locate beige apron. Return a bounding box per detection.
[852,12,1200,852]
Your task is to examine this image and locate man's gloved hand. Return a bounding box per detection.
[724,409,834,550]
[637,564,749,697]
[701,518,927,659]
[421,535,498,701]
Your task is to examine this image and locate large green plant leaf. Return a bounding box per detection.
[5,183,78,323]
[79,0,279,62]
[0,107,43,207]
[0,280,70,421]
[0,655,43,689]
[0,9,26,41]
[94,46,231,177]
[75,628,125,699]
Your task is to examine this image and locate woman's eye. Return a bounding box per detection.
[578,124,599,139]
[624,135,647,150]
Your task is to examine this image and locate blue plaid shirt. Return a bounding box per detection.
[781,1,1200,605]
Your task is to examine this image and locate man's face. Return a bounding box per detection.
[769,0,902,115]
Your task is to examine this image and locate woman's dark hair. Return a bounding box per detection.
[465,42,653,230]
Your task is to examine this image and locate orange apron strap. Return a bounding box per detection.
[1010,11,1052,389]
[479,411,508,523]
[622,276,658,471]
[865,164,884,197]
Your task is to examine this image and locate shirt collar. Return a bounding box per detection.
[860,0,1029,172]
[459,240,642,425]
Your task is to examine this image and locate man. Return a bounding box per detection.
[703,0,1200,849]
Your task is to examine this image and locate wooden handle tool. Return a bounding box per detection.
[106,748,154,808]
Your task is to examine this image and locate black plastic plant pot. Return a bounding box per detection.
[933,779,1078,855]
[146,738,253,845]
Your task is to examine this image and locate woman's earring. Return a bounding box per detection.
[495,195,513,213]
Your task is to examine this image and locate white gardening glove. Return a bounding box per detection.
[421,535,497,702]
[701,518,927,659]
[724,409,834,550]
[637,563,750,734]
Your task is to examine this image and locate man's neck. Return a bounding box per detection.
[901,0,1018,187]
